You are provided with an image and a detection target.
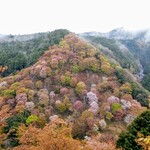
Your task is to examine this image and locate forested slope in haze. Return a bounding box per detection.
[80,29,150,92]
[0,29,69,76]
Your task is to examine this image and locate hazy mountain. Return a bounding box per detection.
[81,28,150,92]
[0,32,50,43]
[0,34,5,39]
[80,27,150,42]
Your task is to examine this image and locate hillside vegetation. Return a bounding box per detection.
[83,36,139,73]
[0,33,149,149]
[0,29,69,76]
[81,30,150,92]
[121,39,150,91]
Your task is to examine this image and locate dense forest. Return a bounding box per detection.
[0,29,150,150]
[81,33,150,92]
[120,39,150,91]
[0,33,150,149]
[0,29,69,76]
[82,36,139,73]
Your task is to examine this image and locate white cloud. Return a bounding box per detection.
[0,0,150,34]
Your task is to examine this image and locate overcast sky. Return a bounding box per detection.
[0,0,150,35]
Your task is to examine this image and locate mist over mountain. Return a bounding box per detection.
[0,32,51,43]
[80,28,150,93]
[80,27,150,42]
[1,27,150,43]
[0,34,5,38]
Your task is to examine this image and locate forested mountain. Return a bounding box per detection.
[0,29,69,76]
[80,28,150,92]
[81,36,139,73]
[0,33,149,150]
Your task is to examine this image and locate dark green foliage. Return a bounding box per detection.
[2,110,30,148]
[132,88,149,107]
[115,66,149,107]
[115,67,128,84]
[141,74,150,91]
[121,39,150,76]
[116,110,150,150]
[130,82,138,90]
[121,40,142,58]
[143,63,150,74]
[0,29,69,76]
[3,110,30,132]
[120,39,145,74]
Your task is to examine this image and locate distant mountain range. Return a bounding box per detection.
[0,34,5,38]
[1,27,150,43]
[0,33,45,43]
[80,27,150,42]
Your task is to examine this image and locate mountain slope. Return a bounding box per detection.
[81,28,150,92]
[0,33,148,149]
[81,35,139,73]
[0,29,69,76]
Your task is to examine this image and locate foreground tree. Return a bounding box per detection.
[116,110,150,150]
[14,118,89,150]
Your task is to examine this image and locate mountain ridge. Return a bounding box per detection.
[0,33,148,149]
[80,27,150,42]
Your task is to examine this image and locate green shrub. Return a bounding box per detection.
[61,75,71,86]
[132,88,149,107]
[91,64,99,72]
[111,103,121,113]
[141,74,150,91]
[115,67,127,84]
[106,112,113,120]
[10,82,20,89]
[75,81,86,94]
[1,89,16,97]
[56,103,67,113]
[56,96,72,113]
[72,65,80,73]
[26,115,38,125]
